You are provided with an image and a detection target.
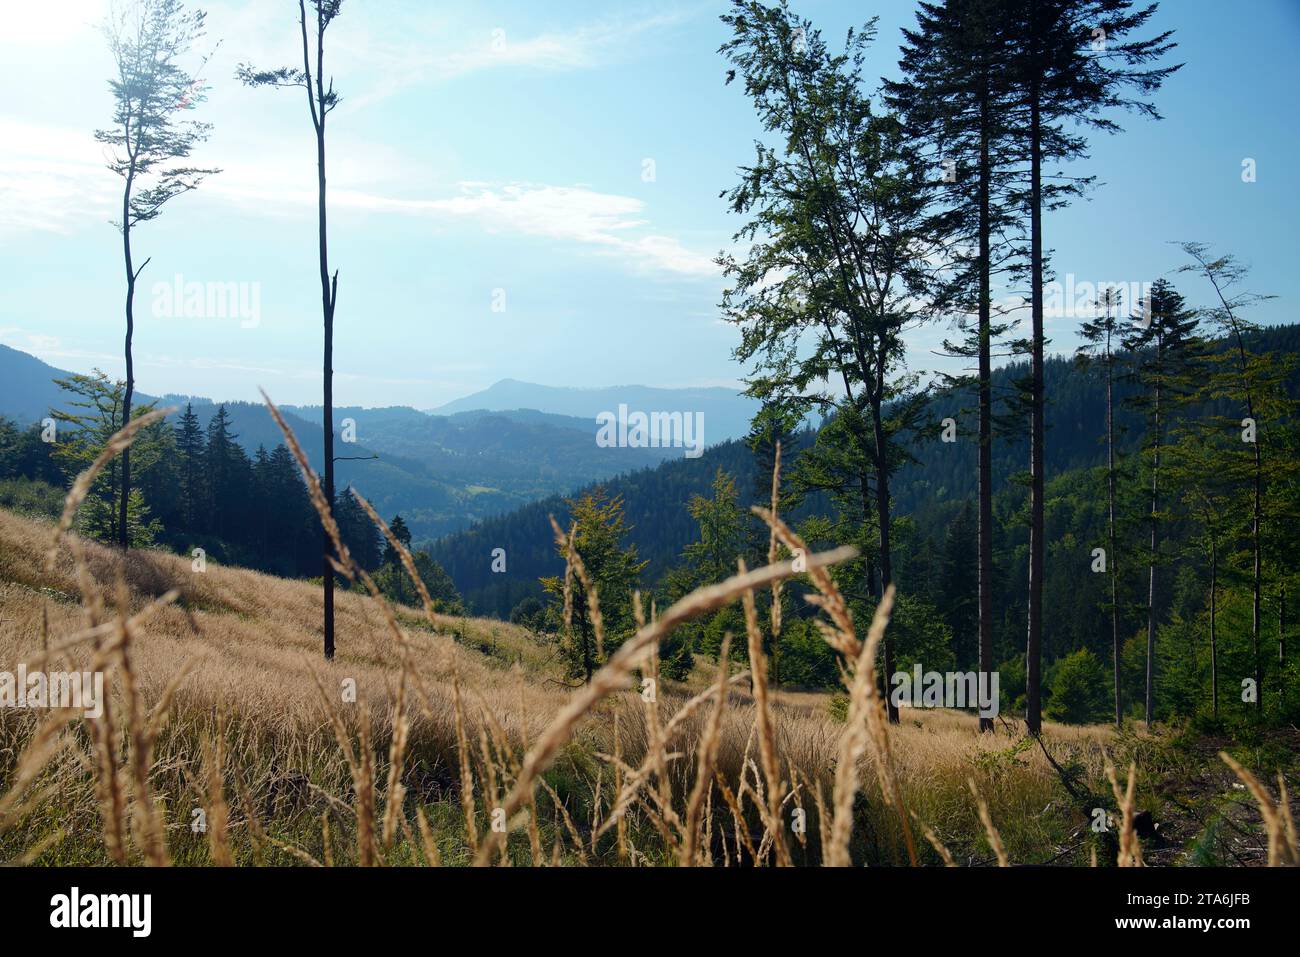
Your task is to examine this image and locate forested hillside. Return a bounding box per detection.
[896,324,1300,513]
[433,326,1300,616]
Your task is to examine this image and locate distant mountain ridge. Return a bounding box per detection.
[0,347,706,541]
[8,324,1297,578]
[429,378,760,445]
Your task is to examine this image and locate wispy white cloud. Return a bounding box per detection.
[368,182,719,278]
[430,12,691,78]
[204,175,720,278]
[0,108,717,277]
[332,10,695,111]
[0,119,117,234]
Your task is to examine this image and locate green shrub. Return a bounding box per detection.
[1045,648,1110,724]
[0,477,64,519]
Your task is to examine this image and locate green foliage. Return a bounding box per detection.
[541,489,648,682]
[1045,648,1110,724]
[382,514,412,567]
[0,477,64,520]
[336,491,382,572]
[827,692,849,724]
[660,469,749,678]
[509,596,546,632]
[777,618,842,689]
[998,654,1026,715]
[0,380,329,576]
[373,547,463,615]
[48,371,164,547]
[0,417,63,486]
[889,594,956,675]
[1186,816,1226,867]
[97,0,217,228]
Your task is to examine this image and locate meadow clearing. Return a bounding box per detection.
[0,413,1293,867]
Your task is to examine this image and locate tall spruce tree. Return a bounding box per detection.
[887,0,1026,730]
[174,402,205,531]
[1076,285,1127,724]
[1178,244,1296,712]
[204,405,253,545]
[1122,277,1201,724]
[1001,0,1179,734]
[336,487,381,572]
[265,443,316,575]
[382,514,412,567]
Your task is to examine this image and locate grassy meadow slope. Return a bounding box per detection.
[0,505,1291,866]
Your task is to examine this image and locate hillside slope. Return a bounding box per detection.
[2,509,1289,868]
[432,325,1300,618]
[0,504,1131,867]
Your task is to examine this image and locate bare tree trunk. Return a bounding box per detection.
[1106,334,1120,726]
[319,112,335,659]
[304,5,337,660]
[1209,275,1263,711]
[1251,448,1261,711]
[1209,537,1218,720]
[872,399,899,725]
[1280,584,1287,667]
[1025,73,1044,737]
[1144,374,1163,726]
[119,170,137,550]
[977,89,995,734]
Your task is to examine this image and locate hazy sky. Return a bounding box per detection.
[1,0,1296,409]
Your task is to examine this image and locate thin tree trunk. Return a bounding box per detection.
[977,85,995,734]
[119,169,136,550]
[1106,329,1120,726]
[838,361,895,724]
[1280,584,1286,667]
[305,6,336,660]
[1210,278,1262,711]
[1251,448,1261,711]
[1209,536,1218,720]
[1145,378,1162,726]
[872,399,899,725]
[320,115,335,659]
[1025,69,1045,737]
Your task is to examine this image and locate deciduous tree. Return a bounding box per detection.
[97,0,217,549]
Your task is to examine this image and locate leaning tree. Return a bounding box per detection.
[97,0,218,549]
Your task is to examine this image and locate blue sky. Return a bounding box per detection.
[1,0,1296,409]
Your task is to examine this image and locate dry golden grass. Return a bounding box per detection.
[0,500,1118,867]
[0,405,1289,868]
